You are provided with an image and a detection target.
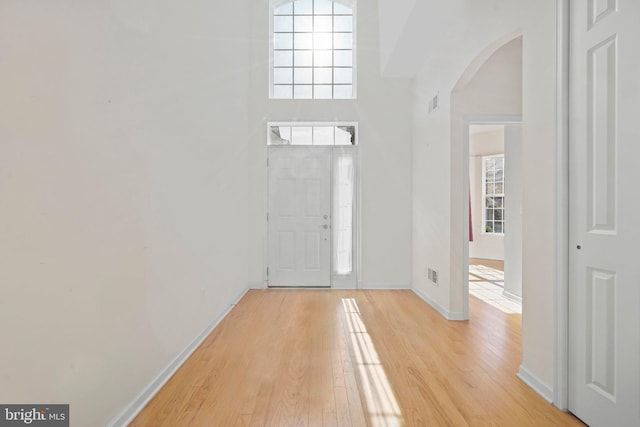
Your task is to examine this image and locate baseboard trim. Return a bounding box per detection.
[517,365,554,403]
[503,290,523,303]
[446,311,467,321]
[108,287,250,427]
[358,283,411,290]
[248,281,266,290]
[412,288,466,321]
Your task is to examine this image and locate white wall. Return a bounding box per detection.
[449,37,522,319]
[413,35,522,318]
[0,1,250,425]
[377,0,465,78]
[247,0,414,289]
[519,3,558,390]
[377,0,416,73]
[469,128,505,261]
[411,0,558,391]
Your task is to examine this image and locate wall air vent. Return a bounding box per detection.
[428,94,439,113]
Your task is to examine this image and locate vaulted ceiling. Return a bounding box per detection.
[378,0,465,77]
[377,0,525,79]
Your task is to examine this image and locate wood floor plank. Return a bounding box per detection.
[131,289,584,427]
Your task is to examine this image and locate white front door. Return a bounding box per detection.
[268,146,332,287]
[569,1,640,426]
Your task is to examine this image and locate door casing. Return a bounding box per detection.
[263,122,360,289]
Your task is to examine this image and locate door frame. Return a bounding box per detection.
[263,122,361,289]
[459,1,573,410]
[554,0,570,411]
[462,115,523,320]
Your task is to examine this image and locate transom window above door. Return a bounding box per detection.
[269,123,357,145]
[270,0,356,99]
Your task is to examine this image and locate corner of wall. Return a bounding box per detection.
[107,287,250,427]
[517,365,554,404]
[412,287,464,321]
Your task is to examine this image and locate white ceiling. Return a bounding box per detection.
[377,0,528,79]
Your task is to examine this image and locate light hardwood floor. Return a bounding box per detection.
[131,290,583,426]
[469,258,504,272]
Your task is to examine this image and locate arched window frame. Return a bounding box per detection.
[269,0,357,99]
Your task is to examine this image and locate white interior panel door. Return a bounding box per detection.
[268,146,331,287]
[569,1,640,426]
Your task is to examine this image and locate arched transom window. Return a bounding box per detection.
[271,0,355,99]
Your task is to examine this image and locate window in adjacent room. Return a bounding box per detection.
[482,154,505,234]
[271,0,355,99]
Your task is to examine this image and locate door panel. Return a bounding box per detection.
[569,1,640,425]
[268,146,331,287]
[277,231,295,271]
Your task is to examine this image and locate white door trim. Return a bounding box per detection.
[263,122,360,289]
[553,0,570,411]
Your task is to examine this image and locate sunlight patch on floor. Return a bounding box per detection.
[469,263,505,284]
[469,264,521,314]
[342,298,403,427]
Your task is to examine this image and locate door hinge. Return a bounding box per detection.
[267,212,269,221]
[266,267,269,277]
[267,157,269,167]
